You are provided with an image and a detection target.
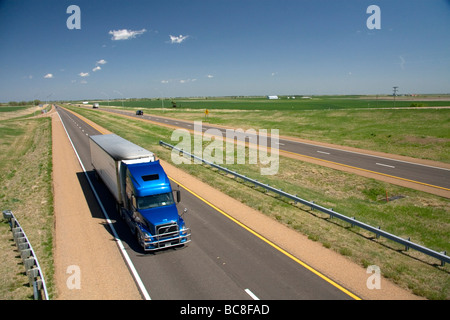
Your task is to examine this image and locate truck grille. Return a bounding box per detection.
[156,222,178,239]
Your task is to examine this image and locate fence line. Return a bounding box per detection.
[160,140,448,266]
[2,210,49,300]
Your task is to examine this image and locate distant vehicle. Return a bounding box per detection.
[136,110,143,115]
[89,134,191,251]
[93,103,99,108]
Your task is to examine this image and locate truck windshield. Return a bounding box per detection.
[137,192,175,210]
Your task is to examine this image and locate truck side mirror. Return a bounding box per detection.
[176,190,181,203]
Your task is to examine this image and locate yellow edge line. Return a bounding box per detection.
[280,149,450,192]
[168,176,362,300]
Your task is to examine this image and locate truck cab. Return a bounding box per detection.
[121,160,190,250]
[89,134,190,252]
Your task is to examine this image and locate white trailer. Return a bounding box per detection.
[89,134,155,204]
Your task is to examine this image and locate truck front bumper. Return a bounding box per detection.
[142,228,191,251]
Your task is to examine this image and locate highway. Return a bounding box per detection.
[55,106,357,300]
[101,108,450,196]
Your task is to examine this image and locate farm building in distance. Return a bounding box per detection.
[267,95,279,100]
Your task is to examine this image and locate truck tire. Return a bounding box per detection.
[135,228,143,247]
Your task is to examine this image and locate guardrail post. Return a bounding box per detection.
[21,248,32,260]
[2,210,13,228]
[405,237,411,251]
[24,257,36,271]
[376,226,381,239]
[18,241,30,251]
[33,279,43,300]
[27,268,40,286]
[441,252,447,267]
[13,227,24,243]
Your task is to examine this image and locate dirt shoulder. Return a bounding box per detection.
[51,110,142,300]
[53,107,423,300]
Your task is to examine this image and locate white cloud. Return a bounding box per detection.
[161,80,169,84]
[207,74,214,78]
[180,78,197,84]
[44,73,53,79]
[170,34,189,44]
[92,66,101,72]
[399,55,406,70]
[109,29,146,40]
[96,59,107,65]
[79,72,89,77]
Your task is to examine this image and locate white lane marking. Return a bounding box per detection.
[317,150,330,155]
[286,139,449,171]
[245,288,260,300]
[57,111,151,300]
[376,162,395,169]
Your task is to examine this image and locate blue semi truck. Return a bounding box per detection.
[89,134,191,251]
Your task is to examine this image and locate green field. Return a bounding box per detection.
[93,95,450,111]
[0,106,29,113]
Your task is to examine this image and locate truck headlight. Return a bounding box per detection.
[139,229,152,241]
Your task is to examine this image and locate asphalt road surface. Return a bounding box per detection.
[55,106,357,300]
[103,108,450,194]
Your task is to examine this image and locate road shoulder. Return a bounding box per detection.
[51,111,142,299]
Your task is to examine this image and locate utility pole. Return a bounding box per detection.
[393,86,398,108]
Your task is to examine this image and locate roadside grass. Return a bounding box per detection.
[0,112,54,300]
[67,105,449,300]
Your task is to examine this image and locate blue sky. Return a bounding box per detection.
[0,0,449,102]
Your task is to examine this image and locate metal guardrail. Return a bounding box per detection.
[2,210,49,300]
[160,140,449,266]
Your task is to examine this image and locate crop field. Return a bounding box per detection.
[94,95,450,111]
